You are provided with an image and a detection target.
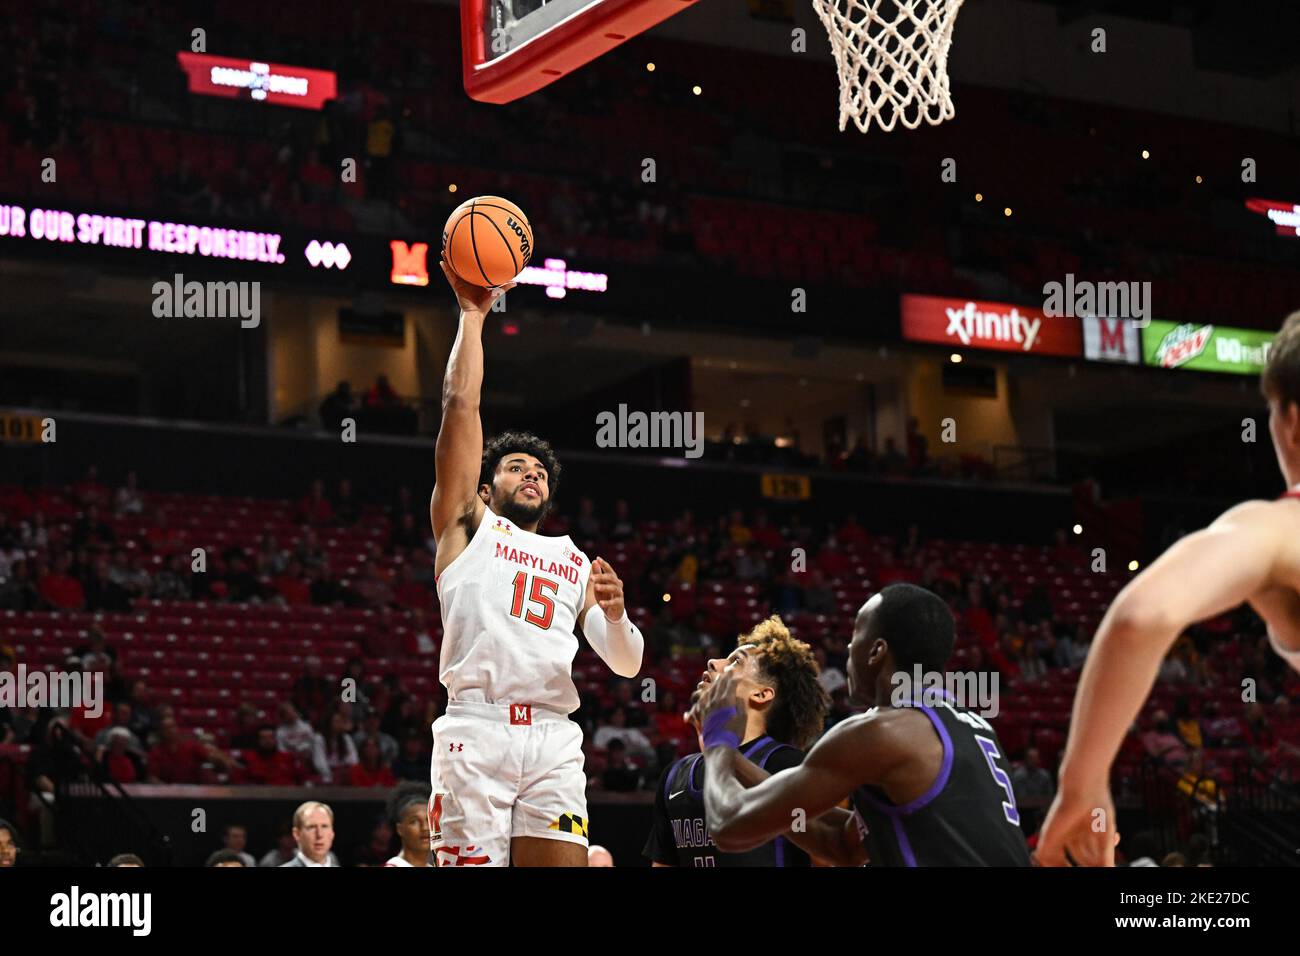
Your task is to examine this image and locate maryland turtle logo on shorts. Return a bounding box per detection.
[548,813,589,839]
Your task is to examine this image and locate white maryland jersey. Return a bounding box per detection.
[436,506,592,714]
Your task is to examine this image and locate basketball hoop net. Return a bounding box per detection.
[812,0,964,133]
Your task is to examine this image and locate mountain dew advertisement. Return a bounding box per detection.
[1142,321,1274,375]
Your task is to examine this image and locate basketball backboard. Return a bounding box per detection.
[462,0,699,104]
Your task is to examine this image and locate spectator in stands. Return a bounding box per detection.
[38,552,85,610]
[600,739,642,792]
[733,545,765,582]
[205,849,248,867]
[364,106,397,199]
[280,801,338,867]
[588,845,614,867]
[1243,703,1278,769]
[220,825,257,868]
[319,382,356,433]
[83,554,131,612]
[349,737,396,788]
[594,707,654,764]
[316,711,359,784]
[1142,710,1190,771]
[258,825,299,867]
[73,465,109,508]
[230,703,262,750]
[353,559,395,608]
[149,553,191,601]
[605,681,648,728]
[652,691,690,748]
[1054,622,1090,669]
[275,702,317,761]
[1176,750,1218,808]
[307,561,350,607]
[143,507,184,554]
[114,470,144,516]
[215,550,261,603]
[333,479,361,527]
[906,417,929,473]
[272,558,312,607]
[0,559,41,611]
[610,499,634,542]
[389,512,427,555]
[382,693,423,741]
[880,437,906,475]
[1161,852,1187,867]
[256,535,290,576]
[351,711,398,766]
[93,702,142,753]
[71,503,115,548]
[1010,747,1056,810]
[0,819,18,868]
[392,731,430,782]
[126,679,158,744]
[803,568,836,615]
[298,479,334,526]
[148,717,237,784]
[392,561,433,614]
[241,725,304,786]
[574,496,601,539]
[107,854,145,867]
[291,656,332,723]
[814,646,847,697]
[99,727,145,783]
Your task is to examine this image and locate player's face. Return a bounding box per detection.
[489,454,550,525]
[397,803,430,854]
[692,644,766,710]
[0,829,15,867]
[847,595,884,708]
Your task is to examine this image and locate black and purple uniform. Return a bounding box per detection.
[643,736,811,867]
[851,697,1031,866]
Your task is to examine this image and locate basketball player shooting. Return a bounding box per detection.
[428,259,645,867]
[687,584,1031,866]
[1037,311,1300,867]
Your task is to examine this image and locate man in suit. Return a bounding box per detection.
[279,801,339,867]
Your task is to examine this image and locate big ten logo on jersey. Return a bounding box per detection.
[562,545,583,568]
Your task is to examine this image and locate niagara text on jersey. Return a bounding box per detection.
[436,505,593,714]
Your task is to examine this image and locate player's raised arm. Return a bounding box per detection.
[692,671,900,854]
[430,261,514,553]
[1039,499,1282,866]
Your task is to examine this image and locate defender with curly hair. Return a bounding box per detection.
[428,262,644,868]
[644,615,865,867]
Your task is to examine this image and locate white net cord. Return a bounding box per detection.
[812,0,964,133]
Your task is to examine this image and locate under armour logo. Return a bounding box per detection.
[449,742,463,752]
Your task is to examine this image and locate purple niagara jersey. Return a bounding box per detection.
[643,736,811,867]
[851,696,1032,866]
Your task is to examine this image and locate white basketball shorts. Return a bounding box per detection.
[428,700,589,867]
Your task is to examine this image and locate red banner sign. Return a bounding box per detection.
[900,294,1083,358]
[176,53,337,110]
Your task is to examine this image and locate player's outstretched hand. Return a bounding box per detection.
[1034,786,1119,867]
[685,668,747,746]
[591,557,625,621]
[440,258,515,316]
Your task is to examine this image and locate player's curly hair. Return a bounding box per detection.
[742,616,830,751]
[387,780,432,825]
[480,430,561,504]
[1262,310,1300,409]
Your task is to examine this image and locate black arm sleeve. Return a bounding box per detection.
[642,763,678,866]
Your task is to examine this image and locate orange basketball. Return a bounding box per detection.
[442,195,534,287]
